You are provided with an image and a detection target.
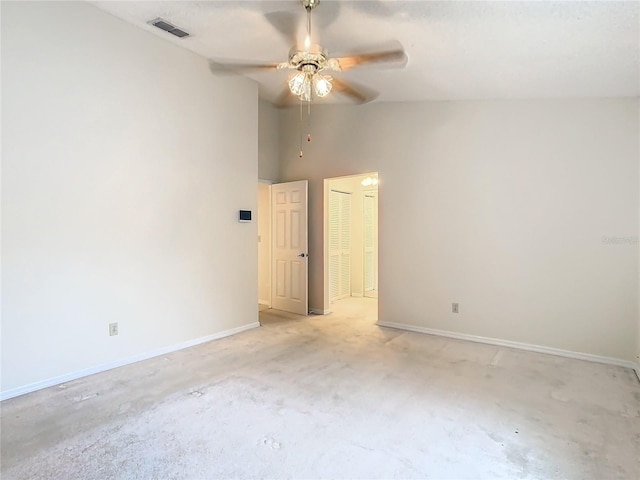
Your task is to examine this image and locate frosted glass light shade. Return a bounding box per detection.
[313,75,332,97]
[290,72,332,101]
[300,78,312,102]
[288,72,308,96]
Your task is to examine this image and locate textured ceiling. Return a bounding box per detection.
[93,1,640,105]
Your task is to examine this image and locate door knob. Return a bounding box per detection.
[298,253,308,258]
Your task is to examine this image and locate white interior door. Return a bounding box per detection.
[271,180,308,315]
[329,190,351,302]
[257,183,271,307]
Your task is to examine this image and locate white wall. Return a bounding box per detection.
[638,97,640,372]
[259,100,280,182]
[279,99,639,362]
[1,2,259,395]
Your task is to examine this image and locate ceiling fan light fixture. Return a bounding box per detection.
[288,71,309,96]
[361,176,379,187]
[300,76,312,102]
[313,74,332,97]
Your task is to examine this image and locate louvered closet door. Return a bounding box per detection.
[339,192,351,297]
[329,191,340,302]
[329,190,351,302]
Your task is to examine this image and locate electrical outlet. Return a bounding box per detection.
[109,322,118,336]
[452,303,459,314]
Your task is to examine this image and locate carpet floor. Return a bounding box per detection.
[1,297,639,479]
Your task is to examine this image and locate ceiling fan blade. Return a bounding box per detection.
[332,49,407,71]
[331,77,379,104]
[264,11,299,47]
[208,59,282,75]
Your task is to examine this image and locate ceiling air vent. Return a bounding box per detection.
[149,18,190,38]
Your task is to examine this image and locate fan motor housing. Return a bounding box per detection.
[289,45,328,72]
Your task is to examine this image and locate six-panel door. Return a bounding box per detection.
[271,180,308,315]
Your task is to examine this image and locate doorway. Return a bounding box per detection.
[324,173,379,319]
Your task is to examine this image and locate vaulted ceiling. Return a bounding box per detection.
[93,1,639,105]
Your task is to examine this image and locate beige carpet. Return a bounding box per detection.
[2,297,639,479]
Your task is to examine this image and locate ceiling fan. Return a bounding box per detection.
[210,0,408,106]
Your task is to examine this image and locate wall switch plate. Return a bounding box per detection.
[109,322,118,336]
[452,303,459,314]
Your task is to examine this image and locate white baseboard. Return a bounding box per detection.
[258,299,270,307]
[351,293,363,298]
[309,308,330,315]
[0,322,260,401]
[377,321,638,371]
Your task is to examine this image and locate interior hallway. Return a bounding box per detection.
[2,297,638,479]
[260,296,378,325]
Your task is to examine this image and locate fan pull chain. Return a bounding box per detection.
[307,100,312,142]
[299,98,304,158]
[299,2,312,160]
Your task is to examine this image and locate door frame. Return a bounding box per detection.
[257,179,273,308]
[363,189,378,296]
